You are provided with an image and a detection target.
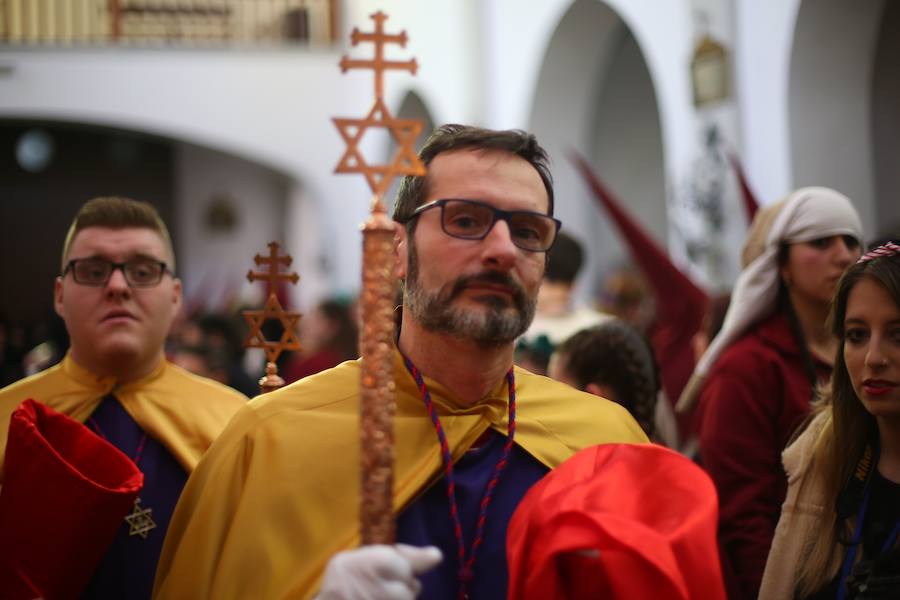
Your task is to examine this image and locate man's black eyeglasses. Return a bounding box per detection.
[62,257,173,288]
[405,199,561,252]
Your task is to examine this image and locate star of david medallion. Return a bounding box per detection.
[125,497,157,539]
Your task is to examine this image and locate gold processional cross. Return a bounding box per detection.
[242,241,302,393]
[333,10,426,545]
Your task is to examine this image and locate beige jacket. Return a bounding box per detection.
[758,410,842,599]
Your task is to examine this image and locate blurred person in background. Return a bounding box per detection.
[547,319,677,446]
[690,293,731,367]
[283,297,359,383]
[518,232,611,374]
[760,242,900,599]
[678,187,864,599]
[170,342,229,386]
[168,313,257,396]
[196,313,258,396]
[598,266,654,334]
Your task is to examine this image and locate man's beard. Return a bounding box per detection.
[403,240,537,347]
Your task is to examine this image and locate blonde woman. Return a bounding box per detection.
[760,242,900,599]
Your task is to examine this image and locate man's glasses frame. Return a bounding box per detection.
[405,198,562,252]
[62,257,173,288]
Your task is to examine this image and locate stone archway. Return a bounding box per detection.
[870,2,900,239]
[529,0,666,300]
[0,119,296,324]
[788,0,887,235]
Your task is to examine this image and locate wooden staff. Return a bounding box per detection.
[333,11,426,545]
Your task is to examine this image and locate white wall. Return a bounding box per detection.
[0,47,375,299]
[0,1,701,302]
[524,1,669,300]
[11,0,891,307]
[343,0,481,127]
[489,0,726,296]
[789,0,884,234]
[484,0,694,178]
[591,29,667,245]
[735,0,886,235]
[734,0,800,205]
[174,143,288,312]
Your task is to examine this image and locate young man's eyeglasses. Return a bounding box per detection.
[62,257,173,288]
[405,199,561,252]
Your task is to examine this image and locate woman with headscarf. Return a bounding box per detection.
[759,242,900,599]
[677,187,864,600]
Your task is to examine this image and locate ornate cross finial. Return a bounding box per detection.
[333,11,426,203]
[340,10,418,101]
[247,241,301,292]
[242,241,302,393]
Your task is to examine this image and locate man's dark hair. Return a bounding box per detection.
[391,124,554,227]
[545,232,583,284]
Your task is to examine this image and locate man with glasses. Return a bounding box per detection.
[155,125,646,600]
[0,196,246,599]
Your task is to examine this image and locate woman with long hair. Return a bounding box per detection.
[760,241,900,599]
[677,187,863,599]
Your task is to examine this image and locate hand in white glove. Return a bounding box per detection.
[314,544,443,600]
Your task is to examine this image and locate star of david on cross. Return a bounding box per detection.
[242,242,302,392]
[333,11,426,203]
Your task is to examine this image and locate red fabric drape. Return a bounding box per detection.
[0,399,143,600]
[507,444,726,600]
[726,151,760,223]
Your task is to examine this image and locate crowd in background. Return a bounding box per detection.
[2,191,899,599]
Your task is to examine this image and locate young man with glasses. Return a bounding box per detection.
[0,197,246,599]
[155,125,646,600]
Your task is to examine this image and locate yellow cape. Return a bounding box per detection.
[0,353,247,480]
[154,350,647,599]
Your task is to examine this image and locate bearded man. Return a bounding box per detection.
[154,125,647,600]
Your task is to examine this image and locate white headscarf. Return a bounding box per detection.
[676,186,863,413]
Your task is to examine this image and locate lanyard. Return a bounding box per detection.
[836,478,900,600]
[402,355,516,600]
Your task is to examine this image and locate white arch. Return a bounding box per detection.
[527,0,668,300]
[735,0,889,238]
[788,0,885,234]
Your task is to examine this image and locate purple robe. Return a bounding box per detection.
[80,395,187,599]
[396,430,549,599]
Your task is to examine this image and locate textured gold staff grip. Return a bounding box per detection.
[359,212,398,544]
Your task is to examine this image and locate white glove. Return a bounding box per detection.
[314,544,443,600]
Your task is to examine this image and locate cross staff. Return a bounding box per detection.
[247,241,301,292]
[242,241,302,394]
[333,11,426,546]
